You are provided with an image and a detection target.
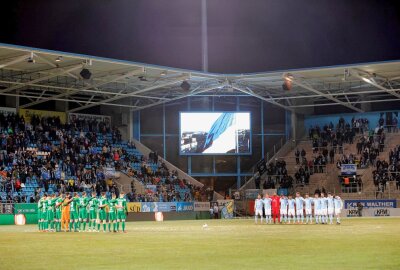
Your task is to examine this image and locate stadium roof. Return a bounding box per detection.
[0,43,399,113]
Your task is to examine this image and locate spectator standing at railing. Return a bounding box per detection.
[295,149,300,165]
[301,149,306,162]
[393,116,398,132]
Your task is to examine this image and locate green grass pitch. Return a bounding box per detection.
[1,218,400,270]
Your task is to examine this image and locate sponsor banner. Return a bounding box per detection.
[344,199,396,209]
[157,202,177,212]
[141,202,158,212]
[0,107,16,115]
[194,202,210,211]
[19,109,67,124]
[0,203,14,214]
[220,200,234,219]
[341,164,357,175]
[176,202,194,212]
[127,202,142,213]
[14,203,37,214]
[68,113,111,127]
[343,208,400,217]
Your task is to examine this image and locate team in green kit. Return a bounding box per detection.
[37,191,128,233]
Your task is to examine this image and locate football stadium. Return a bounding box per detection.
[1,1,400,269]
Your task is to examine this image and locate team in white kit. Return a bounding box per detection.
[254,192,343,225]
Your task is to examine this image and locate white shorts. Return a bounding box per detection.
[280,209,287,215]
[321,209,328,216]
[305,208,312,215]
[314,209,320,216]
[255,209,263,216]
[334,209,341,215]
[296,209,304,216]
[265,208,271,216]
[288,209,295,216]
[328,208,334,215]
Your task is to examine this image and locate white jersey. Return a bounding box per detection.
[280,198,288,214]
[255,199,264,210]
[304,197,313,215]
[288,199,295,216]
[320,197,328,215]
[314,198,321,215]
[295,197,304,210]
[263,198,272,210]
[334,197,343,214]
[263,198,272,215]
[254,199,263,216]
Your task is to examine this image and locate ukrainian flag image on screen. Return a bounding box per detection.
[179,112,251,155]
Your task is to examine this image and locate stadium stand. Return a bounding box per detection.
[239,114,400,200]
[0,112,211,203]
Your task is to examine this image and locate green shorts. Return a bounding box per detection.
[41,211,47,221]
[55,211,62,220]
[117,211,126,220]
[99,210,107,221]
[89,210,97,220]
[109,211,116,221]
[47,211,54,221]
[79,209,88,220]
[70,211,79,220]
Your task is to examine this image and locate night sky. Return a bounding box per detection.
[1,0,400,73]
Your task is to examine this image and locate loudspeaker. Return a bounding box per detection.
[181,81,191,91]
[80,68,92,80]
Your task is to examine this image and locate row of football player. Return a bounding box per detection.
[37,191,128,233]
[254,192,343,225]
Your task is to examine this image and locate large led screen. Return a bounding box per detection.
[180,112,251,155]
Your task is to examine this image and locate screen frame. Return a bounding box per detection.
[178,111,252,156]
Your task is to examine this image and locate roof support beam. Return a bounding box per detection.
[289,77,364,113]
[0,54,31,69]
[352,70,400,99]
[231,85,293,112]
[19,68,143,109]
[68,75,188,113]
[0,79,168,100]
[33,53,79,80]
[132,84,223,111]
[290,97,400,108]
[0,64,83,95]
[0,91,139,109]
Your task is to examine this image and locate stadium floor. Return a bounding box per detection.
[1,218,400,270]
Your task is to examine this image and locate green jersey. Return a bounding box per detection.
[41,199,48,213]
[79,197,89,210]
[88,197,98,211]
[108,199,117,212]
[38,199,44,212]
[69,198,79,212]
[55,198,64,212]
[116,198,127,213]
[98,197,108,211]
[47,198,56,211]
